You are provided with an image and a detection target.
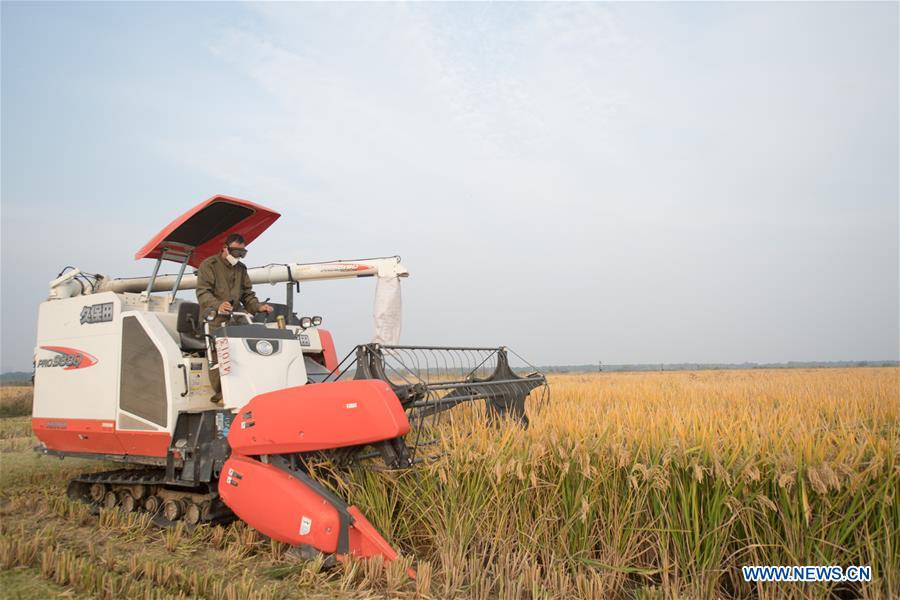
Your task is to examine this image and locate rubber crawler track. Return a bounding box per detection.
[67,468,234,529]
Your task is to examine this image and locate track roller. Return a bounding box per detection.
[184,502,201,526]
[144,495,161,515]
[119,492,137,512]
[163,499,183,522]
[90,483,106,503]
[128,484,148,501]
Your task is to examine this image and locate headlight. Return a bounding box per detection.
[255,340,274,356]
[300,317,312,329]
[311,316,322,326]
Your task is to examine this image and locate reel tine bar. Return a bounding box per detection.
[330,344,548,429]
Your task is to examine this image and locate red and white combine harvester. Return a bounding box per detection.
[32,195,547,568]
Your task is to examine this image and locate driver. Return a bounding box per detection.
[196,233,274,401]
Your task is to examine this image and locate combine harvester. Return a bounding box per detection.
[31,195,547,568]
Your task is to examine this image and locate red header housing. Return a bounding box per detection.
[227,380,410,456]
[134,195,280,267]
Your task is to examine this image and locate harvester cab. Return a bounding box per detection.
[32,195,548,571]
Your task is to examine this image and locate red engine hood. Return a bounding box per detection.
[134,195,280,267]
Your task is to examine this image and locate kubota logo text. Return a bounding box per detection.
[37,346,98,370]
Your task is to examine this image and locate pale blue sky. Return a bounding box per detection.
[2,2,898,371]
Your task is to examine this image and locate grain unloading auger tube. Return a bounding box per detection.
[32,194,549,576]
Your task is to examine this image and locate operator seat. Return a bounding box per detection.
[176,301,207,352]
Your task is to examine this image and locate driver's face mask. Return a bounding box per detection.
[225,246,247,266]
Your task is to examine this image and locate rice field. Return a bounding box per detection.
[0,385,32,418]
[1,368,897,599]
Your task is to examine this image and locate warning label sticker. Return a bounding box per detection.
[299,516,312,536]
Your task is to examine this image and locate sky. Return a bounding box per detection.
[1,2,898,371]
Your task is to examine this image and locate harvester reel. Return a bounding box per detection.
[327,344,549,466]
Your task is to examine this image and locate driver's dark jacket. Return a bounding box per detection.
[196,254,261,326]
